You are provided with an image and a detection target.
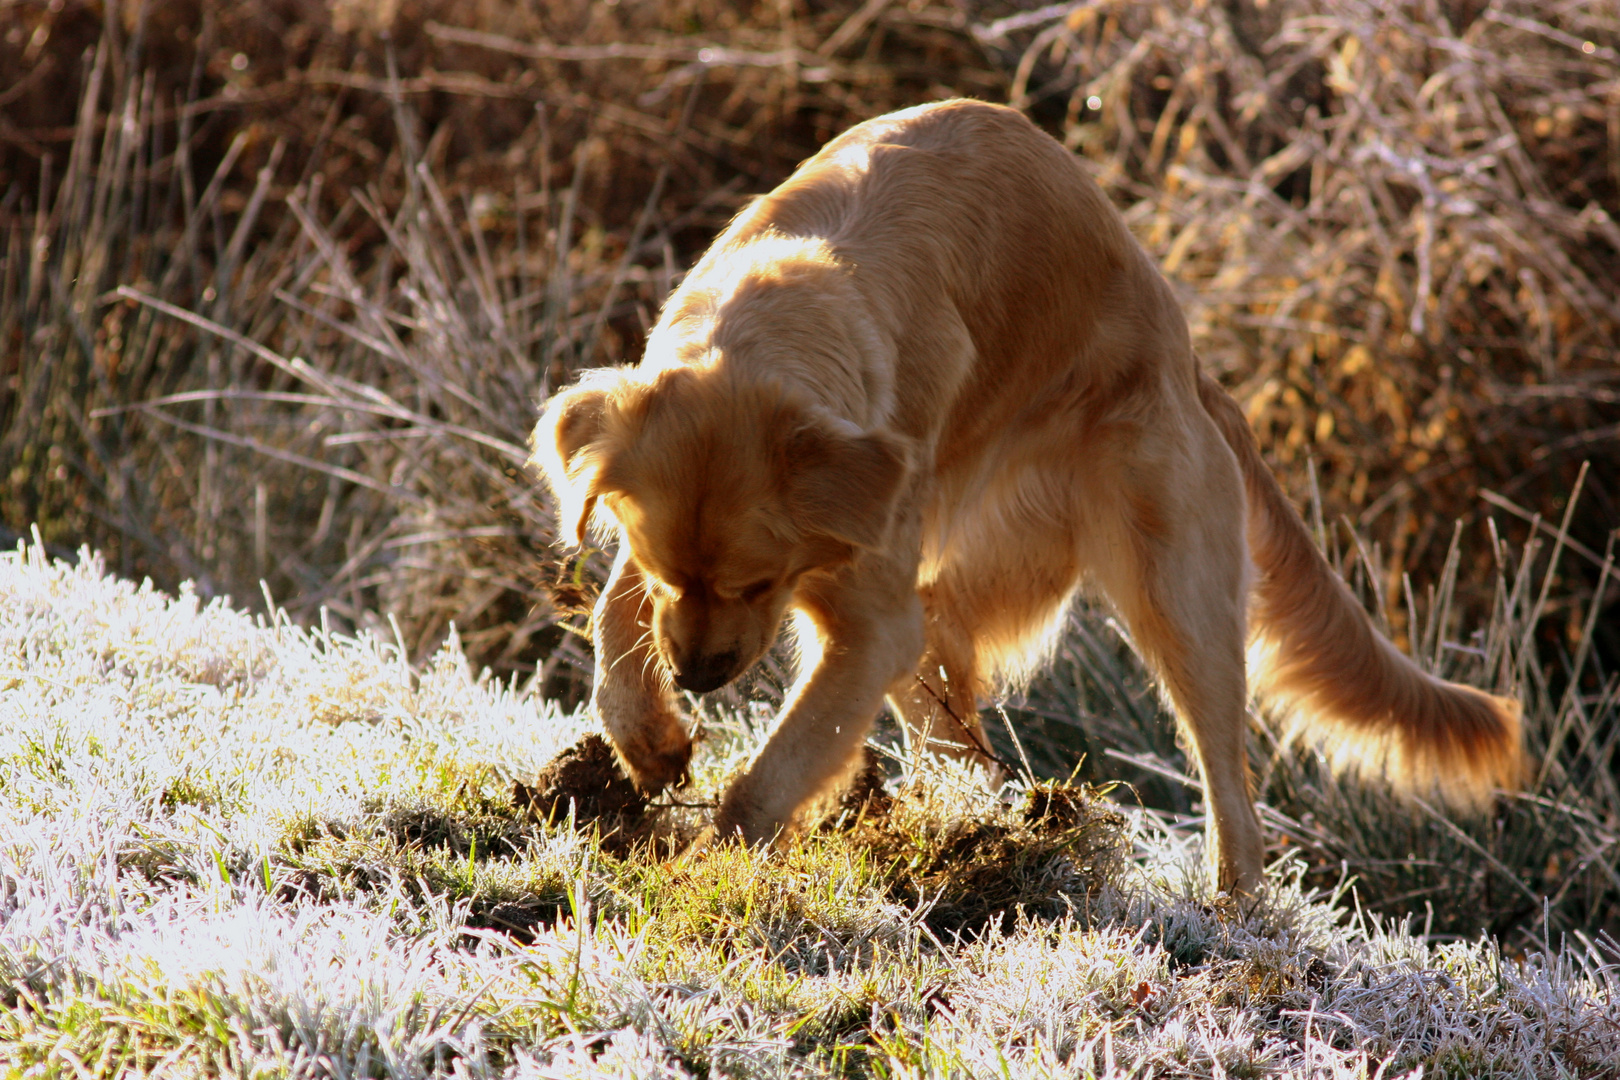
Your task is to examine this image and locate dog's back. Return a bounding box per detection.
[693,101,1182,446]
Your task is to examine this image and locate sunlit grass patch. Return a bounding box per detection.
[3,537,1618,1078]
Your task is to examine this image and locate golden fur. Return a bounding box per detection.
[534,99,1521,893]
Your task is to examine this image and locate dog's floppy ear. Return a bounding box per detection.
[533,382,618,547]
[784,423,910,549]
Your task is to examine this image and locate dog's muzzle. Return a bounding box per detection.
[670,650,742,694]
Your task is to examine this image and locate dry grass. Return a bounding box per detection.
[3,0,1615,680]
[1050,0,1620,636]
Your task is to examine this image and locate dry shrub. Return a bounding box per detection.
[2,0,1615,683]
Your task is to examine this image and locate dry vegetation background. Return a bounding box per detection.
[3,0,1617,682]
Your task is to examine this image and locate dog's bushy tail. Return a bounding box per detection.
[1198,372,1522,805]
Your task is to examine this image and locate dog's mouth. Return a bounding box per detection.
[668,649,744,694]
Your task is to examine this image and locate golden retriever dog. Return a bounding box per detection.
[534,99,1520,894]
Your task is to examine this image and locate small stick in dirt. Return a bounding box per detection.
[913,674,1020,774]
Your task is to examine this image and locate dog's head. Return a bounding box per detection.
[534,366,909,693]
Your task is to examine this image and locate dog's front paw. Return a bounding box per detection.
[711,784,789,848]
[666,822,748,874]
[595,682,693,795]
[613,730,692,796]
[679,823,729,858]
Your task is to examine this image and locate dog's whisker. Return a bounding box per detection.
[605,626,660,677]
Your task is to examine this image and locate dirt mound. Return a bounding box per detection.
[515,734,650,855]
[850,778,1128,940]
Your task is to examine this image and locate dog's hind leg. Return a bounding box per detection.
[592,544,693,793]
[886,592,995,767]
[1087,419,1266,895]
[888,479,1083,776]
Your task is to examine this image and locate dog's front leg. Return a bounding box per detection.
[712,558,925,845]
[592,543,692,793]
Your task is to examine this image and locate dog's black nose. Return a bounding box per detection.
[671,651,741,694]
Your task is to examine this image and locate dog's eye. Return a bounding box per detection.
[647,575,683,600]
[741,578,775,602]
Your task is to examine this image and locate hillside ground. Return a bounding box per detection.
[2,537,1616,1078]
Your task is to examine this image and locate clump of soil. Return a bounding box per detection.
[1022,782,1103,830]
[515,733,651,855]
[850,777,1127,940]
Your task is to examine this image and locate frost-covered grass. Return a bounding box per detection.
[2,537,1617,1079]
